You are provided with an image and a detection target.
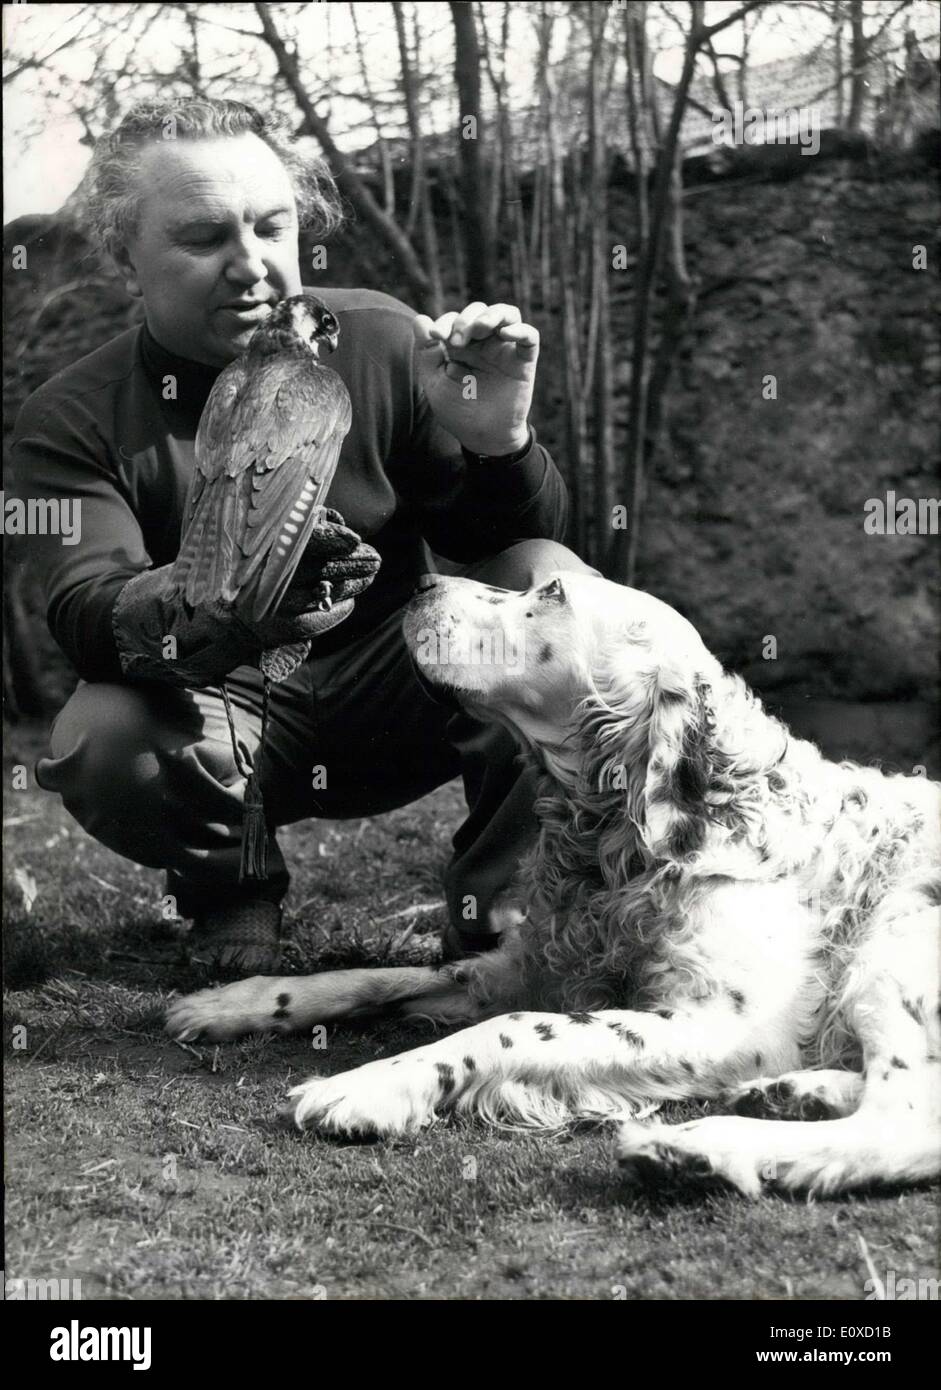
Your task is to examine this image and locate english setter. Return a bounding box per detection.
[167,572,941,1198]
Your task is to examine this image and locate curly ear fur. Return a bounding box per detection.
[642,665,791,870]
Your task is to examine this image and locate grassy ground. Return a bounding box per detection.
[4,720,939,1301]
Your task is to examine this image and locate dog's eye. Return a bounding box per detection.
[538,577,566,603]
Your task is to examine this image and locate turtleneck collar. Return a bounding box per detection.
[139,321,225,421]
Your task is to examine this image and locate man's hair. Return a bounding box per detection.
[81,97,343,252]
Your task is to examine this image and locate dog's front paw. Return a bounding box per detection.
[166,977,292,1042]
[615,1118,765,1198]
[289,1056,445,1139]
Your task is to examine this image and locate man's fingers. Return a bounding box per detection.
[458,304,522,342]
[493,320,540,358]
[446,303,489,345]
[413,314,445,352]
[425,310,461,344]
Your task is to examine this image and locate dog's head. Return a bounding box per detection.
[404,571,787,869]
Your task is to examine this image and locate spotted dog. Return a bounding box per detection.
[168,572,941,1197]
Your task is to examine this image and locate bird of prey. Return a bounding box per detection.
[170,291,352,681]
[169,292,352,880]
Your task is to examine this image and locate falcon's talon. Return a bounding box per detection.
[315,581,334,612]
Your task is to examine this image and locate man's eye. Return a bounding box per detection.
[183,233,222,248]
[258,225,288,239]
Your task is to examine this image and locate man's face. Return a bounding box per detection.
[119,133,304,367]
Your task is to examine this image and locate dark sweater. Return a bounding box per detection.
[12,288,569,683]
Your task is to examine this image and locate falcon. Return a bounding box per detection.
[171,291,351,670]
[169,292,352,879]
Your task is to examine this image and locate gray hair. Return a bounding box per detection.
[80,97,344,253]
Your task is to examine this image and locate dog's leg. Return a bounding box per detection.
[166,962,482,1042]
[616,904,941,1197]
[287,999,791,1137]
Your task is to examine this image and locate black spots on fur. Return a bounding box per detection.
[537,643,553,665]
[391,1059,401,1066]
[681,1060,696,1076]
[900,996,922,1024]
[277,992,291,1007]
[272,1007,290,1021]
[463,1056,477,1071]
[729,989,747,1014]
[890,1056,910,1070]
[534,1021,556,1041]
[508,1012,523,1021]
[435,1062,456,1097]
[499,1033,514,1049]
[655,1009,674,1020]
[881,1070,891,1083]
[672,752,709,806]
[567,1012,596,1025]
[668,816,707,860]
[754,1053,763,1070]
[607,1021,645,1048]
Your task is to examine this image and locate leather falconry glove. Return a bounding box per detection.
[112,509,380,687]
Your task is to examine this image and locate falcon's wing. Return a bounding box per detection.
[171,354,352,623]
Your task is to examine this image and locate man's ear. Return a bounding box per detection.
[109,238,142,298]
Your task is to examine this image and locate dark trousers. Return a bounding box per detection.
[36,541,595,937]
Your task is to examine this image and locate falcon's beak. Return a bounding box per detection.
[324,331,339,354]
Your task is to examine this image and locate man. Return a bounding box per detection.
[13,97,595,973]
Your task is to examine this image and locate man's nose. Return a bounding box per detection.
[226,237,268,285]
[414,573,441,594]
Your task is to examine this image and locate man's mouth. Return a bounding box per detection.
[219,300,272,321]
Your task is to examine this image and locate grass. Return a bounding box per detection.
[4,720,939,1301]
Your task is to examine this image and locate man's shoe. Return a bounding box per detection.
[190,899,283,976]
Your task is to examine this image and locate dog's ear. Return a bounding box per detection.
[641,666,720,863]
[639,661,790,869]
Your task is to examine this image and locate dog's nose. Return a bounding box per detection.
[414,573,441,594]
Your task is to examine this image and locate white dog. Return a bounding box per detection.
[168,572,941,1197]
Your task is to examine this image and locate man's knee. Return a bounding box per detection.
[469,539,598,592]
[39,682,211,818]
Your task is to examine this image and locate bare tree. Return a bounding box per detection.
[610,0,768,584]
[585,2,614,559]
[449,0,494,302]
[846,0,867,130]
[254,1,433,306]
[392,1,443,315]
[536,1,585,554]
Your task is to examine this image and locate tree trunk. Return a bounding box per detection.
[538,2,584,556]
[587,4,613,557]
[609,1,704,584]
[393,1,442,315]
[449,0,494,302]
[846,0,867,132]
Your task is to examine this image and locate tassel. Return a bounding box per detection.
[221,678,272,883]
[239,771,269,881]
